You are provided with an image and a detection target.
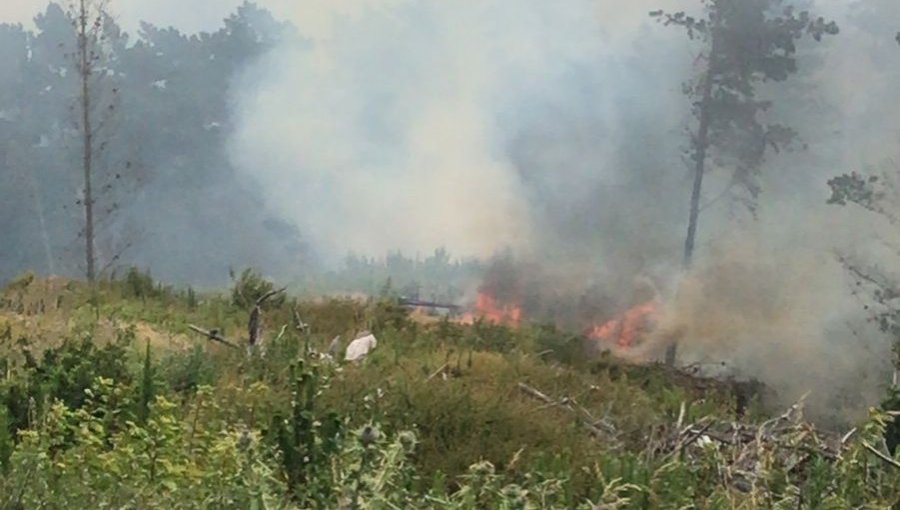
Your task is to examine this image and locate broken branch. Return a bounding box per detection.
[661,419,715,463]
[256,287,287,307]
[427,363,449,381]
[863,441,900,470]
[188,324,239,349]
[248,287,287,347]
[517,382,612,440]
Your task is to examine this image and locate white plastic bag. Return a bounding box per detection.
[345,333,377,362]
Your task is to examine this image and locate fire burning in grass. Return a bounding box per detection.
[586,300,659,348]
[459,290,523,326]
[454,256,664,351]
[458,286,660,351]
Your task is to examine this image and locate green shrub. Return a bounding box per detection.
[5,271,35,292]
[1,331,132,435]
[230,268,285,309]
[122,267,158,300]
[159,345,218,397]
[1,381,292,509]
[267,357,344,505]
[0,404,11,472]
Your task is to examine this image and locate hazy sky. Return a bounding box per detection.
[0,0,852,40]
[1,0,246,33]
[2,0,694,40]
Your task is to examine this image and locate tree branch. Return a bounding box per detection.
[256,287,287,307]
[863,441,900,470]
[187,324,239,349]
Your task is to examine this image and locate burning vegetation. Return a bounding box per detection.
[459,286,659,350]
[586,299,659,348]
[459,290,523,326]
[452,252,666,353]
[453,257,664,356]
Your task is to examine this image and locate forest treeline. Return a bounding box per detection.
[2,0,900,309]
[0,2,305,285]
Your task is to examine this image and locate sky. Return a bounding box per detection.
[2,0,693,40]
[1,0,248,33]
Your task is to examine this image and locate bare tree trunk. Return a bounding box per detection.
[666,42,717,367]
[78,0,96,282]
[682,70,714,269]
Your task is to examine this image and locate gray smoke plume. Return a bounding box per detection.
[229,0,693,261]
[6,0,897,423]
[223,0,899,424]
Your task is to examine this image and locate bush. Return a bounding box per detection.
[1,382,291,509]
[1,331,132,434]
[230,268,285,309]
[122,267,158,300]
[5,271,35,292]
[159,345,217,397]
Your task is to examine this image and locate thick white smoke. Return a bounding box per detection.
[223,1,899,424]
[5,0,896,423]
[228,0,691,260]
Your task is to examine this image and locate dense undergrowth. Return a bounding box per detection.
[0,270,898,508]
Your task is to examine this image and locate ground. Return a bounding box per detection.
[0,272,897,508]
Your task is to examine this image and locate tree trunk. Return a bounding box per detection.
[666,41,717,367]
[79,0,96,282]
[682,69,714,269]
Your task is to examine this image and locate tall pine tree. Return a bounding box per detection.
[652,0,837,363]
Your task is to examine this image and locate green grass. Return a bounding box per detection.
[0,270,897,509]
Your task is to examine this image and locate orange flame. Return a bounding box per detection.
[588,300,658,347]
[459,291,522,326]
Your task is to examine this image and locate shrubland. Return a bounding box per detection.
[0,270,897,509]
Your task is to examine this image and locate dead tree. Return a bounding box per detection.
[74,0,103,281]
[188,287,287,350]
[248,287,286,346]
[68,0,132,281]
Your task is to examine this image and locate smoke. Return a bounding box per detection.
[2,0,890,422]
[245,0,900,426]
[630,226,889,423]
[229,0,693,262]
[2,0,219,31]
[223,0,900,423]
[7,0,894,422]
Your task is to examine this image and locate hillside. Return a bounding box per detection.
[0,271,898,509]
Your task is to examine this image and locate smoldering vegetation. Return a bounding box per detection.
[2,0,900,425]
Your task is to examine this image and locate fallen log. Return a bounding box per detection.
[187,324,240,349]
[399,297,461,310]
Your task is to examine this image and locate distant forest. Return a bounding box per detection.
[4,0,900,304]
[0,2,307,285]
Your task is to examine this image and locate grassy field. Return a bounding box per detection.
[0,269,898,509]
